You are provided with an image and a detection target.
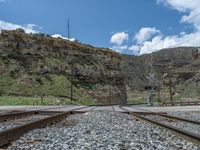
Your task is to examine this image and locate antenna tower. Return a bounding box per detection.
[67,19,70,39]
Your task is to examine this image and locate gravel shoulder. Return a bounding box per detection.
[8,111,199,150]
[168,111,200,121]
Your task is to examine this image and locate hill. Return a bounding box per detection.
[0,29,127,105]
[1,29,200,105]
[121,47,200,102]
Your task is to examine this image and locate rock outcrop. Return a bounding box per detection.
[0,29,127,104]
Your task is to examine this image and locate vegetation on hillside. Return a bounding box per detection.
[121,47,200,103]
[0,29,127,105]
[1,29,200,105]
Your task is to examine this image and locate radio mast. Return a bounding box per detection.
[67,18,70,39]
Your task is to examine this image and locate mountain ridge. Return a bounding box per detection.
[1,29,200,104]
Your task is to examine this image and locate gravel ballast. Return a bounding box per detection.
[8,111,199,150]
[0,114,51,131]
[168,111,200,121]
[144,114,200,135]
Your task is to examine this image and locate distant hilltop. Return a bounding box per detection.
[121,46,200,100]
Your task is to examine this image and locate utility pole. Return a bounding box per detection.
[70,62,74,103]
[168,62,173,103]
[108,56,113,105]
[156,81,161,104]
[108,76,111,105]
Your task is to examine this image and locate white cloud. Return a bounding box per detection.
[138,35,177,54]
[0,20,40,33]
[110,32,128,45]
[157,0,199,12]
[110,32,129,53]
[128,45,141,55]
[157,0,200,30]
[111,45,128,53]
[134,27,160,44]
[130,28,200,55]
[126,0,200,55]
[52,34,75,41]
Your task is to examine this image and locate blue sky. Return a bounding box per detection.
[0,0,200,55]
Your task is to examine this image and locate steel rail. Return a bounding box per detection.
[150,112,200,125]
[0,111,36,122]
[0,105,89,122]
[0,109,87,147]
[119,106,200,145]
[0,106,92,147]
[119,105,200,125]
[131,112,200,145]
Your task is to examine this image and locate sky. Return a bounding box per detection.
[0,0,200,55]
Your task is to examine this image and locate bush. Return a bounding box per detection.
[9,68,19,78]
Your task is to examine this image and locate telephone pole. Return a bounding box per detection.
[69,61,74,103]
[168,62,173,103]
[108,56,113,105]
[109,77,111,105]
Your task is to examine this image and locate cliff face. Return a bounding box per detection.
[0,29,127,104]
[121,47,200,99]
[121,47,195,91]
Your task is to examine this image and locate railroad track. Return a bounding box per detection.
[119,106,200,145]
[1,105,199,147]
[0,105,89,122]
[0,106,90,147]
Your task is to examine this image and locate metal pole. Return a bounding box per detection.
[168,62,173,104]
[169,78,173,103]
[108,55,113,105]
[70,63,73,103]
[109,80,111,105]
[168,71,173,103]
[108,58,111,105]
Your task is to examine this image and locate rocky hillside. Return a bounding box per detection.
[1,29,199,104]
[121,47,200,99]
[0,29,127,104]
